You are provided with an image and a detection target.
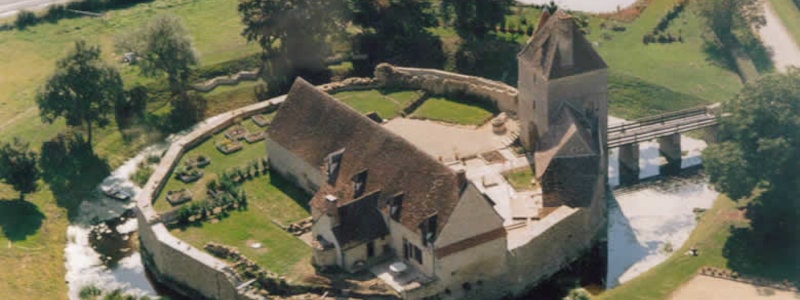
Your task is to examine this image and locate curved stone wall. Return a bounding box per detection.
[374,63,519,113]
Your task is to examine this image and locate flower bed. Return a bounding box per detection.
[224,125,248,140]
[216,139,243,154]
[176,165,204,183]
[166,188,193,206]
[185,154,211,168]
[244,131,266,143]
[251,114,270,127]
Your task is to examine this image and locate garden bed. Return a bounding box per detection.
[166,188,193,206]
[224,125,248,141]
[184,154,211,168]
[216,140,243,154]
[252,114,270,127]
[244,131,266,143]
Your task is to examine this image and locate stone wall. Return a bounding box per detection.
[374,63,519,113]
[192,69,259,93]
[135,95,288,300]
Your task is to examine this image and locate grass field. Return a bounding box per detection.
[768,0,800,47]
[608,71,710,119]
[170,173,311,276]
[330,89,421,119]
[153,118,271,213]
[413,97,494,125]
[503,167,537,191]
[597,195,747,299]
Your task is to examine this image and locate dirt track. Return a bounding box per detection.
[758,1,800,72]
[670,275,800,300]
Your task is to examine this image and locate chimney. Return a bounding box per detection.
[325,194,340,227]
[456,169,467,189]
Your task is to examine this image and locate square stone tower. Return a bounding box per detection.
[517,10,609,208]
[517,10,608,153]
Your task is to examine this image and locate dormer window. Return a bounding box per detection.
[389,193,404,221]
[420,214,437,246]
[325,148,345,184]
[352,169,368,198]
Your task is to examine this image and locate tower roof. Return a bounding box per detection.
[518,10,607,80]
[534,107,599,178]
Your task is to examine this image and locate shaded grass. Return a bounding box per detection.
[412,96,493,125]
[170,173,311,276]
[597,195,746,299]
[203,81,260,116]
[0,185,69,298]
[503,167,537,191]
[768,0,800,48]
[608,71,710,119]
[330,89,422,119]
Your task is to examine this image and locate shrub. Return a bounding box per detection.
[146,154,161,164]
[129,163,154,187]
[14,10,37,30]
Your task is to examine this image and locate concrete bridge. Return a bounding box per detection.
[607,103,722,185]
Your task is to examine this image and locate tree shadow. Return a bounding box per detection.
[0,199,44,242]
[352,31,446,76]
[702,40,736,73]
[455,34,521,85]
[39,132,111,220]
[723,188,800,285]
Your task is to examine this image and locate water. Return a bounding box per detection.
[605,126,719,288]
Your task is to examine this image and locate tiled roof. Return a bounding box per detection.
[267,78,462,236]
[518,10,607,80]
[332,191,389,248]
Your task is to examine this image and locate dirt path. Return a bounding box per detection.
[670,275,800,300]
[758,0,800,73]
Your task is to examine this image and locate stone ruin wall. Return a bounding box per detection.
[135,97,287,300]
[373,63,519,113]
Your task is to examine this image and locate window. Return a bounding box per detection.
[367,241,375,258]
[389,193,404,221]
[419,215,437,247]
[352,169,368,198]
[325,148,345,184]
[403,238,423,265]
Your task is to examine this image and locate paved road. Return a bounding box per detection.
[758,0,800,72]
[0,0,74,18]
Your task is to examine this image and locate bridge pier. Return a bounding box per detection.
[658,133,681,176]
[703,125,719,143]
[618,143,640,185]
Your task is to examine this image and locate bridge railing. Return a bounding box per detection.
[608,105,713,134]
[607,117,718,148]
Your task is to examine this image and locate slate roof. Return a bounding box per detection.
[518,10,607,80]
[534,107,598,178]
[332,191,389,248]
[267,78,462,236]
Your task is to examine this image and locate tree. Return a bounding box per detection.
[696,0,764,43]
[37,40,123,146]
[440,0,513,38]
[0,138,40,201]
[349,0,444,71]
[119,14,198,97]
[703,69,800,277]
[239,0,347,86]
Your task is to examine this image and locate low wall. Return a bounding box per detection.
[192,69,260,93]
[374,63,519,113]
[135,95,287,300]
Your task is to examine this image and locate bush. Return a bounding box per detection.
[129,162,154,187]
[14,10,37,30]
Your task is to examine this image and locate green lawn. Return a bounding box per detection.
[585,0,742,103]
[769,0,800,47]
[0,185,69,298]
[412,97,494,125]
[598,195,746,299]
[503,167,537,191]
[170,174,311,276]
[153,122,269,213]
[330,89,422,119]
[0,0,260,158]
[608,71,710,119]
[204,81,261,116]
